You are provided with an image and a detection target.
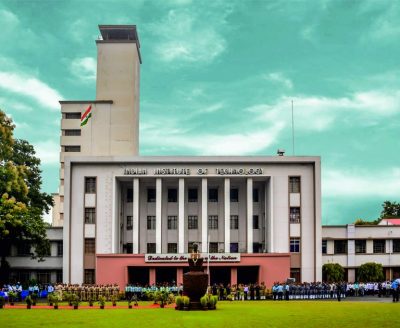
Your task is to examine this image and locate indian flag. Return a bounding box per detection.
[80,105,92,127]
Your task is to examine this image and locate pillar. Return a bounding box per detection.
[178,178,185,253]
[247,178,253,253]
[231,267,237,286]
[149,268,156,285]
[156,178,162,253]
[133,178,139,254]
[177,268,183,285]
[224,178,230,253]
[201,178,208,253]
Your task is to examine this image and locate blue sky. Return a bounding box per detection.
[0,0,399,224]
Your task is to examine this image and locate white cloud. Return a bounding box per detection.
[202,102,224,113]
[33,140,59,164]
[149,8,228,63]
[247,89,400,132]
[263,72,293,89]
[0,9,19,26]
[142,122,284,155]
[0,97,33,112]
[0,71,63,110]
[323,168,400,198]
[70,57,96,82]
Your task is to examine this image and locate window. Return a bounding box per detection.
[208,188,218,202]
[253,188,259,202]
[230,215,239,230]
[168,243,177,253]
[334,240,347,254]
[393,240,400,253]
[168,188,177,202]
[188,216,198,230]
[208,215,218,229]
[17,243,31,256]
[253,215,259,229]
[188,188,198,202]
[84,239,95,254]
[84,208,96,224]
[56,270,63,283]
[355,240,366,254]
[168,216,177,230]
[65,112,81,119]
[209,242,218,253]
[85,177,96,193]
[147,216,156,230]
[373,240,385,253]
[147,243,156,253]
[322,240,327,254]
[230,188,239,202]
[42,245,51,257]
[289,177,301,193]
[126,216,133,230]
[64,145,80,152]
[290,268,301,283]
[57,241,63,257]
[127,188,133,202]
[253,242,262,253]
[230,242,239,253]
[188,242,196,253]
[289,207,301,223]
[290,238,300,253]
[37,272,51,284]
[147,188,156,202]
[64,129,81,136]
[84,269,95,284]
[126,243,133,253]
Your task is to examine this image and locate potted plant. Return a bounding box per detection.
[111,294,117,307]
[0,296,5,309]
[63,292,72,306]
[128,298,132,309]
[72,294,80,309]
[175,296,183,310]
[47,293,54,306]
[183,296,190,311]
[156,291,168,308]
[31,293,38,306]
[53,295,60,309]
[98,295,106,309]
[88,296,94,307]
[200,296,208,310]
[132,294,138,307]
[8,291,17,306]
[26,295,32,309]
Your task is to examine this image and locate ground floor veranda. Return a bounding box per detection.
[96,253,290,287]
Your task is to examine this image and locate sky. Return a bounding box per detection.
[0,0,399,225]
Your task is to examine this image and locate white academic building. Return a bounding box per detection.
[6,25,400,286]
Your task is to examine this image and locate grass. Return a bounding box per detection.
[0,300,398,328]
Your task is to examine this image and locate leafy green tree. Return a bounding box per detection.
[380,201,400,218]
[322,263,344,283]
[357,262,384,282]
[0,109,52,284]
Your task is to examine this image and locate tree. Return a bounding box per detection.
[354,218,380,225]
[380,201,400,218]
[322,263,344,283]
[0,109,52,284]
[357,262,384,282]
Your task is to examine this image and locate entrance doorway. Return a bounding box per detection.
[237,266,259,284]
[156,267,177,284]
[128,267,149,285]
[210,267,231,286]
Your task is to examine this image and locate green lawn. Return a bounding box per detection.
[0,301,398,328]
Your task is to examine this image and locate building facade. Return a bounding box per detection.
[63,156,321,287]
[322,224,400,281]
[6,228,63,284]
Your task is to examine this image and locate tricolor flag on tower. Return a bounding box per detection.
[80,105,92,127]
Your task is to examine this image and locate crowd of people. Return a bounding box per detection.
[2,279,400,303]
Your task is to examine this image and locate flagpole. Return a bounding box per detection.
[207,233,210,286]
[291,100,295,156]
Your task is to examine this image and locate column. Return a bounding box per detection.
[177,268,184,285]
[132,178,139,254]
[231,267,238,286]
[156,178,162,254]
[247,178,253,253]
[178,178,185,253]
[224,178,230,253]
[201,178,208,253]
[149,268,156,285]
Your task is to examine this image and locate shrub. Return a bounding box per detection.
[25,296,32,306]
[98,296,106,307]
[200,296,207,308]
[183,296,190,307]
[175,296,183,309]
[0,296,5,308]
